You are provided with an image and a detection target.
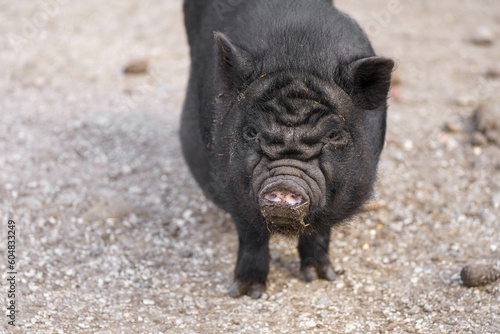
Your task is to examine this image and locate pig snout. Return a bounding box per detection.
[257,177,311,232]
[252,158,327,232]
[252,159,326,211]
[258,175,310,209]
[264,191,303,206]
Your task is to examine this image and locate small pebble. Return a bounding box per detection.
[443,117,462,133]
[344,324,356,333]
[403,139,414,151]
[83,196,133,221]
[407,305,420,315]
[453,96,476,107]
[391,73,402,86]
[364,285,376,292]
[473,146,482,155]
[485,67,500,79]
[471,26,495,46]
[471,131,488,146]
[179,250,193,258]
[472,103,500,145]
[121,165,133,175]
[460,264,500,287]
[304,320,316,328]
[123,59,149,74]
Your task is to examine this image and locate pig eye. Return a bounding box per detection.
[328,130,348,148]
[329,130,342,141]
[243,126,259,141]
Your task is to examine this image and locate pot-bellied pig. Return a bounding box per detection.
[181,0,394,298]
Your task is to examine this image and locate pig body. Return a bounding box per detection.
[181,0,394,298]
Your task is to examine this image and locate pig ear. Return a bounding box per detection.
[214,31,253,93]
[348,56,394,110]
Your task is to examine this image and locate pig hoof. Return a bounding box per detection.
[317,265,336,281]
[300,266,317,282]
[301,265,336,282]
[228,280,265,299]
[248,283,265,299]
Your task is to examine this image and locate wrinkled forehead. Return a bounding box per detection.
[241,72,352,125]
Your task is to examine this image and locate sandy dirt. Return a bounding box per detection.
[0,0,499,333]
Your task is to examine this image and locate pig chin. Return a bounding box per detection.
[252,158,327,235]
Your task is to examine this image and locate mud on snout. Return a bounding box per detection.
[252,158,326,234]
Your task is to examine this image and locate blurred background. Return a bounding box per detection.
[0,0,499,333]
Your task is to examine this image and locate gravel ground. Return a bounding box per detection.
[1,0,499,333]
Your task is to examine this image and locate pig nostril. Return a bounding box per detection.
[286,194,302,205]
[264,191,303,205]
[265,193,280,203]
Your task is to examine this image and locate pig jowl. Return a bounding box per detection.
[181,0,394,298]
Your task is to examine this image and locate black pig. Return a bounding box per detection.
[181,0,394,298]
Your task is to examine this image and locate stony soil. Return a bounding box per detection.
[0,0,499,333]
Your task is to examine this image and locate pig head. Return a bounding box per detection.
[209,32,394,236]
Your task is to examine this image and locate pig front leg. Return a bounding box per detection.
[298,228,336,282]
[228,222,270,299]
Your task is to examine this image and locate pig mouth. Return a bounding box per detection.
[252,158,326,234]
